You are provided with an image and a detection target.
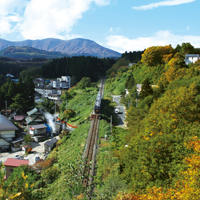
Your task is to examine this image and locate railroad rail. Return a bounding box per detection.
[82,78,105,188]
[82,114,99,188]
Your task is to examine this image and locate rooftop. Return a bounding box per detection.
[185,54,200,57]
[4,158,29,167]
[27,107,38,116]
[0,114,19,131]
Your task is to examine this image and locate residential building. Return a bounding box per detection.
[11,138,24,152]
[35,76,71,101]
[0,114,19,151]
[44,138,58,153]
[5,74,14,78]
[25,107,46,128]
[4,158,29,179]
[29,124,47,142]
[185,54,200,65]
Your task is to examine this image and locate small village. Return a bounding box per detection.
[0,76,72,180]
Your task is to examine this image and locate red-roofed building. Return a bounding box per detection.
[4,158,29,179]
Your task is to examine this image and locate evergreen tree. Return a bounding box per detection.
[24,77,35,109]
[6,81,17,105]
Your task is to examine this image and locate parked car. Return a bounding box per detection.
[14,154,23,160]
[35,157,41,162]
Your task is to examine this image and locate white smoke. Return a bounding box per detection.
[44,112,56,132]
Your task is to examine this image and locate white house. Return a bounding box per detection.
[0,114,19,151]
[29,124,47,142]
[185,54,200,65]
[35,76,71,101]
[5,74,14,78]
[29,124,47,136]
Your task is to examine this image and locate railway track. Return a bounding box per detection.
[82,78,105,188]
[83,114,99,188]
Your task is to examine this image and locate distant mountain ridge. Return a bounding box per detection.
[0,46,66,59]
[0,38,121,58]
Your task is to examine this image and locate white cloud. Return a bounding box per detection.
[0,0,26,16]
[133,0,196,10]
[0,0,110,40]
[0,19,12,36]
[18,0,110,40]
[106,30,200,53]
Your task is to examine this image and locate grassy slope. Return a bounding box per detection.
[66,87,98,125]
[43,122,90,199]
[37,86,98,199]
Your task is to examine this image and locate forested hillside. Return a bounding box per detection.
[93,43,200,199]
[1,42,200,199]
[41,56,115,82]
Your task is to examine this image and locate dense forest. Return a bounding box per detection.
[0,76,35,111]
[41,56,116,82]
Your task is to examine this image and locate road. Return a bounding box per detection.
[113,95,126,126]
[0,136,59,165]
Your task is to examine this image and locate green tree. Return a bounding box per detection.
[180,42,194,55]
[63,108,76,122]
[37,98,55,114]
[10,93,26,112]
[77,77,92,89]
[24,76,35,109]
[139,78,153,99]
[6,81,17,104]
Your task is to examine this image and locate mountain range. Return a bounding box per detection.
[0,38,121,59]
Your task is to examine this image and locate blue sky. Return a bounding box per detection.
[0,0,199,53]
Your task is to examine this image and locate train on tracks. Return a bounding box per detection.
[94,79,105,114]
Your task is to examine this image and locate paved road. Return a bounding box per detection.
[113,95,126,126]
[0,136,59,165]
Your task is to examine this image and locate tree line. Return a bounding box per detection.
[41,56,115,83]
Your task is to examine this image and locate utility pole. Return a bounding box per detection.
[54,100,56,122]
[5,101,7,117]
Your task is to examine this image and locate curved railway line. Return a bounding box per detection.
[82,78,105,189]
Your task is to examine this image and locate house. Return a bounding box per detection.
[11,79,18,83]
[185,54,200,65]
[33,78,45,84]
[11,138,24,152]
[0,114,19,151]
[5,74,14,78]
[44,138,58,153]
[29,124,48,142]
[129,63,136,67]
[25,107,46,128]
[0,109,12,117]
[4,158,29,179]
[125,84,158,96]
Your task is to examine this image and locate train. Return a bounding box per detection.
[94,79,104,114]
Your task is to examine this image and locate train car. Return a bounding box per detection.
[94,78,105,114]
[94,100,101,114]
